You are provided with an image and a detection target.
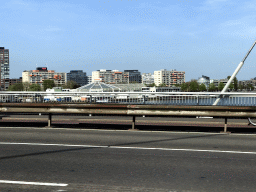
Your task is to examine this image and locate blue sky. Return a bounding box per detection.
[1,0,256,81]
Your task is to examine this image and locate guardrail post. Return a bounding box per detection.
[48,113,52,127]
[87,95,92,103]
[132,116,136,130]
[224,118,228,133]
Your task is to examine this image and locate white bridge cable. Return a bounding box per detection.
[213,40,256,106]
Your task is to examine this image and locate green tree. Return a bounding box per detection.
[43,80,55,91]
[218,82,225,91]
[199,83,207,92]
[23,82,30,91]
[181,83,189,91]
[251,85,255,91]
[229,83,234,90]
[147,83,156,87]
[234,77,238,91]
[158,83,167,87]
[174,84,181,87]
[63,81,79,89]
[227,76,237,91]
[189,81,199,92]
[29,84,41,91]
[208,83,216,92]
[8,83,24,91]
[238,84,244,91]
[247,83,254,91]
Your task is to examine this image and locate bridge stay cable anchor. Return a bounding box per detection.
[213,40,256,106]
[248,117,256,126]
[212,40,256,126]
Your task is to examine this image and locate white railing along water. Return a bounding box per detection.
[0,91,256,106]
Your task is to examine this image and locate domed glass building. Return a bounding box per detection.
[76,81,121,92]
[197,75,210,88]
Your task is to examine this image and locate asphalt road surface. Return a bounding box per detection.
[1,127,256,191]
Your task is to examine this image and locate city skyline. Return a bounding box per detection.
[2,0,256,81]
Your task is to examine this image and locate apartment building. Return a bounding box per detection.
[239,79,256,87]
[124,70,142,83]
[0,47,9,80]
[0,78,22,91]
[154,69,185,86]
[67,70,87,86]
[0,47,10,90]
[22,67,66,87]
[92,69,129,84]
[87,76,92,84]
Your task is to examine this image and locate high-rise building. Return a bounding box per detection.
[124,70,142,83]
[67,70,87,86]
[154,69,185,86]
[0,47,10,80]
[0,47,10,90]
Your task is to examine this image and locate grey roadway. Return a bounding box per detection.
[1,127,256,191]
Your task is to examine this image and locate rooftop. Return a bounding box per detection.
[76,81,121,92]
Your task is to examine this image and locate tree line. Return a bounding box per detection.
[8,77,255,92]
[147,76,255,92]
[147,83,169,87]
[8,80,79,91]
[179,77,254,92]
[180,81,225,92]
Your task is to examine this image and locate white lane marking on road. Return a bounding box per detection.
[109,146,256,154]
[1,142,256,155]
[0,180,68,186]
[0,142,108,148]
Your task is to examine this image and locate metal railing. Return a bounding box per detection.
[0,91,256,106]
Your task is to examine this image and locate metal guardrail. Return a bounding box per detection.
[1,103,255,117]
[0,91,256,106]
[0,103,256,132]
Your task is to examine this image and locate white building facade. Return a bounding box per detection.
[154,69,185,86]
[87,76,92,84]
[22,67,66,87]
[92,69,129,84]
